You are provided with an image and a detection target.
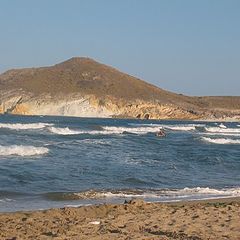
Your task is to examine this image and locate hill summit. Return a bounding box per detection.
[0,57,240,120]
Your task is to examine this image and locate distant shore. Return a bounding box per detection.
[0,112,239,122]
[0,197,239,240]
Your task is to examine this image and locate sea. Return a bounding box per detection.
[0,115,239,212]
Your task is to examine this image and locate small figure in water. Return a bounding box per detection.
[156,129,166,137]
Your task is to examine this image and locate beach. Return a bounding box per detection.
[0,197,239,240]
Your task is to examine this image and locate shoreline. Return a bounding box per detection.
[0,112,239,122]
[1,197,239,239]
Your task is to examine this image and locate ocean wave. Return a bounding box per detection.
[0,145,49,156]
[44,187,240,201]
[48,124,199,136]
[49,126,163,135]
[165,126,196,131]
[80,139,112,145]
[219,123,227,128]
[129,123,204,131]
[201,132,240,137]
[205,127,240,133]
[0,198,14,203]
[170,187,240,196]
[201,137,240,144]
[48,127,116,135]
[0,123,53,130]
[102,126,162,134]
[48,127,85,135]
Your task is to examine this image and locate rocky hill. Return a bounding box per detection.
[0,57,240,120]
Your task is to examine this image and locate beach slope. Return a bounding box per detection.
[0,198,239,240]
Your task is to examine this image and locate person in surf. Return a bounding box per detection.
[156,129,166,137]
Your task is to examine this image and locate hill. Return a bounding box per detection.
[0,57,240,120]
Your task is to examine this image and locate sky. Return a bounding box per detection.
[0,0,239,96]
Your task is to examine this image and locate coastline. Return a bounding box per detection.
[1,197,239,240]
[0,112,239,122]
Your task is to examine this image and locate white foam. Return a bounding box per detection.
[0,123,53,130]
[49,126,164,135]
[0,145,49,156]
[201,132,240,137]
[100,192,159,198]
[171,187,240,196]
[48,127,117,135]
[102,126,162,134]
[48,124,201,136]
[0,198,14,203]
[165,126,196,131]
[219,123,227,128]
[201,137,240,144]
[74,187,240,200]
[129,123,204,131]
[205,127,240,133]
[48,127,85,135]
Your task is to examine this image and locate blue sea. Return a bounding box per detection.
[0,115,239,212]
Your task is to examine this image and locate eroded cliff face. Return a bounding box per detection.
[0,92,112,118]
[1,90,239,120]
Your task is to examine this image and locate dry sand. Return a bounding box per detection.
[0,198,239,240]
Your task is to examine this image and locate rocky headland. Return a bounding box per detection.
[0,57,240,120]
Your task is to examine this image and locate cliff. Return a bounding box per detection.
[0,57,240,120]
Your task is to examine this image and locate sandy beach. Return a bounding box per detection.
[0,198,239,240]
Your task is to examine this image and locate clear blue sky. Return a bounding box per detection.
[0,0,239,96]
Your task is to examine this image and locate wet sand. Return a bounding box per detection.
[0,198,239,240]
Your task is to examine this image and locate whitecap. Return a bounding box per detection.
[102,126,162,134]
[48,124,199,136]
[165,126,196,131]
[0,198,14,203]
[48,126,85,135]
[129,123,204,131]
[219,123,227,129]
[205,127,240,133]
[48,127,115,135]
[201,132,240,137]
[201,137,240,144]
[0,123,53,130]
[0,145,49,156]
[49,126,162,135]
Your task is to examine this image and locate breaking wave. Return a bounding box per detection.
[205,127,240,133]
[48,127,85,135]
[129,123,204,131]
[219,123,227,128]
[48,126,164,135]
[0,123,53,130]
[165,126,196,131]
[44,187,240,201]
[0,145,49,156]
[201,132,240,137]
[48,127,117,135]
[201,137,240,144]
[102,126,162,134]
[47,124,202,136]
